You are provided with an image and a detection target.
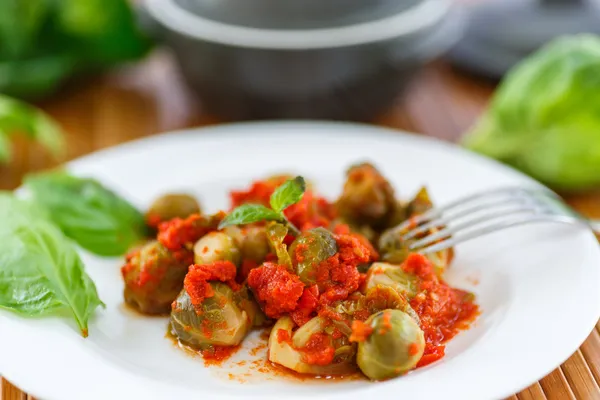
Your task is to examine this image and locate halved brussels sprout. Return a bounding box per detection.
[193,231,241,266]
[324,285,419,327]
[268,316,357,375]
[224,226,270,263]
[170,283,258,349]
[288,227,338,286]
[266,222,292,269]
[146,193,201,227]
[364,263,419,300]
[377,227,452,277]
[122,240,191,315]
[336,163,396,229]
[357,309,425,380]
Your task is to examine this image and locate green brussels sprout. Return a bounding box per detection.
[193,231,241,266]
[224,225,270,263]
[405,187,432,218]
[146,194,201,226]
[266,222,293,269]
[385,201,408,230]
[357,309,425,380]
[288,227,338,286]
[323,285,420,328]
[170,283,258,349]
[122,240,191,315]
[268,316,357,375]
[364,263,419,300]
[336,163,396,229]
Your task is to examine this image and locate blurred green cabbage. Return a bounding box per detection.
[0,0,152,99]
[463,35,600,192]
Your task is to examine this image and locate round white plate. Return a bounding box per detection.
[1,121,599,400]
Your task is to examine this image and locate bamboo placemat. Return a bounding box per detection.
[1,57,599,400]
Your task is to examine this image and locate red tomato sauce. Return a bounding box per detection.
[183,261,239,308]
[247,263,305,319]
[201,345,242,366]
[158,213,224,251]
[402,253,479,367]
[297,333,335,366]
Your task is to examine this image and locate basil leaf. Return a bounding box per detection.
[0,193,104,337]
[0,95,65,162]
[269,176,306,213]
[218,204,283,229]
[25,171,146,257]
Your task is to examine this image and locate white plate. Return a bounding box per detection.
[1,121,599,400]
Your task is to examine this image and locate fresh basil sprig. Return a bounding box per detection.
[0,193,104,337]
[25,171,147,257]
[219,176,306,234]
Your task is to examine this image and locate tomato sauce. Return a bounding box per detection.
[349,320,373,343]
[158,213,224,251]
[183,261,239,308]
[201,345,242,366]
[247,263,305,319]
[297,333,335,366]
[402,253,479,367]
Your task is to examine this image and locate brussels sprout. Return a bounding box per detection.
[268,316,357,375]
[122,240,191,315]
[336,163,396,229]
[146,194,201,226]
[266,222,293,269]
[364,263,419,300]
[224,225,270,263]
[385,201,408,230]
[377,226,452,277]
[405,187,432,217]
[357,309,425,380]
[324,286,419,327]
[170,283,257,349]
[193,231,241,266]
[288,227,338,286]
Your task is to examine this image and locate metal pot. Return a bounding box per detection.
[143,0,463,121]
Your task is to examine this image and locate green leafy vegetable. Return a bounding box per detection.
[463,34,600,191]
[0,193,104,337]
[270,176,305,213]
[219,176,306,233]
[25,171,147,256]
[0,0,152,99]
[219,204,282,228]
[0,95,65,162]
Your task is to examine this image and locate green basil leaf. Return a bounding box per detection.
[269,176,306,213]
[24,171,146,257]
[0,95,65,162]
[0,193,104,337]
[218,204,283,229]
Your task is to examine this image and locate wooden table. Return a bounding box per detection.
[1,51,599,400]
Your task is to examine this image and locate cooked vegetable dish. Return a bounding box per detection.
[121,163,478,381]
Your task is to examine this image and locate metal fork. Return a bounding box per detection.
[388,186,600,254]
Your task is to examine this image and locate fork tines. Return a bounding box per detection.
[395,186,581,254]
